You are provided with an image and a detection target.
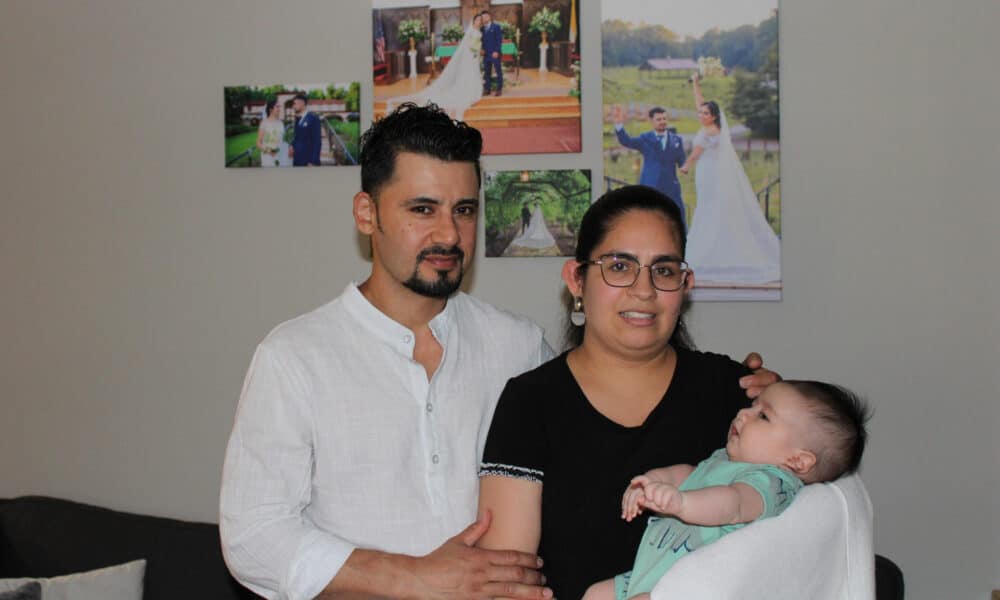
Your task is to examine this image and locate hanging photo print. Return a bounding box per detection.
[602,0,781,300]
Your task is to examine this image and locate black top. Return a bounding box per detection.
[481,348,751,600]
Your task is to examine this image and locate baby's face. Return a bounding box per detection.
[726,382,814,467]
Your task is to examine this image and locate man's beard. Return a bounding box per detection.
[403,245,465,298]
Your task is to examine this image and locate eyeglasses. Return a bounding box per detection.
[585,254,690,292]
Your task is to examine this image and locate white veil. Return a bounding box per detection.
[387,24,483,119]
[684,108,781,284]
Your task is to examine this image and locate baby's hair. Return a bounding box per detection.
[785,380,871,483]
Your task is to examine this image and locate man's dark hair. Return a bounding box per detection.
[359,102,483,197]
[648,106,667,119]
[786,380,872,482]
[293,93,308,103]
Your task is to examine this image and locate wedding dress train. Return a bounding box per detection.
[386,25,483,120]
[505,205,558,255]
[685,111,780,284]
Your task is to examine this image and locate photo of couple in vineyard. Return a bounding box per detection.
[603,0,782,300]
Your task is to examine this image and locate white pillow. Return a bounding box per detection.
[0,559,145,600]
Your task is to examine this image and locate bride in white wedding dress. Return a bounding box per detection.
[386,15,484,120]
[680,73,780,284]
[505,200,558,255]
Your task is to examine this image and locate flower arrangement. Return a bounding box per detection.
[441,23,464,44]
[397,19,428,45]
[497,20,516,40]
[528,7,561,37]
[569,59,581,98]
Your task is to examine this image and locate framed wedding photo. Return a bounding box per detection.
[484,169,591,258]
[601,0,782,301]
[223,82,360,168]
[371,0,582,155]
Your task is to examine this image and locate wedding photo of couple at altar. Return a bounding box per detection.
[602,0,782,301]
[484,169,591,258]
[372,0,581,155]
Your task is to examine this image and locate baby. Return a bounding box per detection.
[583,380,870,600]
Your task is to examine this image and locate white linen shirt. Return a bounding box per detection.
[220,283,553,600]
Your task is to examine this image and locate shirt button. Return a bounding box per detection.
[426,402,433,413]
[403,334,412,343]
[432,454,440,464]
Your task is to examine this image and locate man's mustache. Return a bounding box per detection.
[417,245,464,263]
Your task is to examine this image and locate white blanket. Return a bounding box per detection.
[650,474,875,599]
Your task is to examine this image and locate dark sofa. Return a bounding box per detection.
[0,496,258,600]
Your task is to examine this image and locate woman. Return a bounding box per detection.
[255,99,287,168]
[386,14,484,120]
[680,73,780,284]
[477,186,776,599]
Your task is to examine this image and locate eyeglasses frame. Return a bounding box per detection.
[584,254,691,292]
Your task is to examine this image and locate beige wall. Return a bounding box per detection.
[1,1,997,598]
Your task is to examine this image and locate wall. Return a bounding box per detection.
[1,1,997,598]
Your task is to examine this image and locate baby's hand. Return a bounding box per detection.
[621,475,652,522]
[640,482,684,515]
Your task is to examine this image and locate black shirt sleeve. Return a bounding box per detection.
[480,373,547,483]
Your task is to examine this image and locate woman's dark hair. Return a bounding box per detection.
[265,99,278,117]
[359,102,483,197]
[564,185,694,350]
[702,100,721,126]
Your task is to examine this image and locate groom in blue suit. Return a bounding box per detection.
[290,94,322,166]
[480,10,503,96]
[613,105,688,226]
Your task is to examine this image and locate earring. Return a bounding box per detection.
[570,296,586,326]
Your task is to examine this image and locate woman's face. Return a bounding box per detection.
[565,209,691,359]
[697,104,716,127]
[269,104,281,119]
[473,15,482,28]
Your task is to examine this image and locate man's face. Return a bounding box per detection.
[293,98,306,114]
[363,152,479,298]
[650,111,669,133]
[482,12,492,25]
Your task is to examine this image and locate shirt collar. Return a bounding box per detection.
[341,283,455,355]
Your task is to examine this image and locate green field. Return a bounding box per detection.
[602,66,781,235]
[225,131,260,167]
[224,118,360,167]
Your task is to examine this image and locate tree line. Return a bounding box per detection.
[601,11,777,73]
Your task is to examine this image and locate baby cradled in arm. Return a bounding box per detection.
[583,380,871,600]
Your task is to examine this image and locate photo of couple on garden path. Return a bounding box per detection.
[603,0,782,300]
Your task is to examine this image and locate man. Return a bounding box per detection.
[290,93,322,166]
[221,103,553,600]
[613,104,687,227]
[480,11,503,97]
[220,103,776,600]
[521,201,532,234]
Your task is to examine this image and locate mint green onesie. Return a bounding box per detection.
[614,449,803,599]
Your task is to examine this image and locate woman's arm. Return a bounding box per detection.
[255,124,266,151]
[477,475,543,554]
[679,145,704,174]
[692,72,706,109]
